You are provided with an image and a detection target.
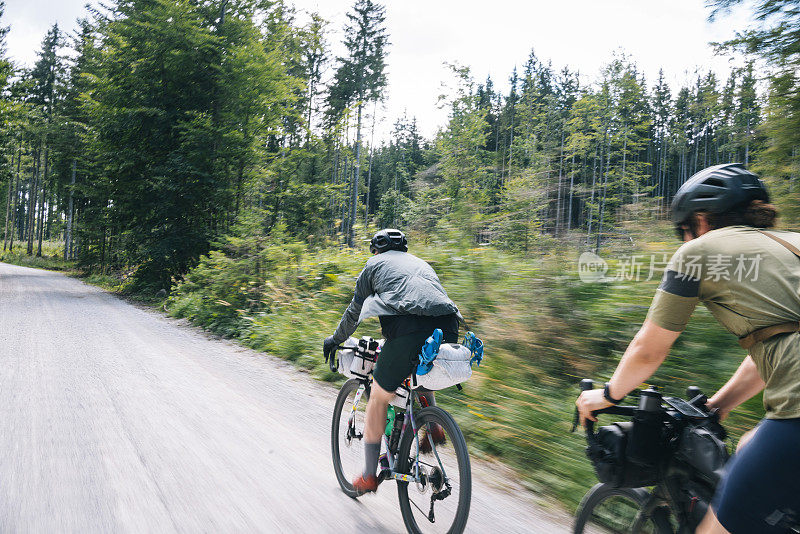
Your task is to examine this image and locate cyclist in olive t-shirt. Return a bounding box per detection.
[577,164,800,534]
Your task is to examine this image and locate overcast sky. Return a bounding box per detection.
[5,0,753,140]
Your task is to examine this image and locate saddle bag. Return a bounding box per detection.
[414,343,473,390]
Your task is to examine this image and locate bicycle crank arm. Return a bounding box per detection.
[389,472,420,483]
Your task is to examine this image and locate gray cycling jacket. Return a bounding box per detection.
[332,250,460,344]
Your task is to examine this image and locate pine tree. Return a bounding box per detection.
[328,0,388,246]
[735,62,759,165]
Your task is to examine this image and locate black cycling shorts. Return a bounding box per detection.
[713,417,800,533]
[372,329,458,392]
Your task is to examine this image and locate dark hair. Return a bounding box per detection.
[694,199,779,231]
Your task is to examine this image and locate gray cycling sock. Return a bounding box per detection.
[363,441,381,478]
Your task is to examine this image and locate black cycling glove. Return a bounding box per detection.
[323,336,337,371]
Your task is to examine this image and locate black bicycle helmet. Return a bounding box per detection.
[370,228,408,254]
[671,163,769,225]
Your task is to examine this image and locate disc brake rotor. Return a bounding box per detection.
[415,464,428,493]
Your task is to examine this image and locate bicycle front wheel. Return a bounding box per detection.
[573,483,672,534]
[331,378,369,498]
[396,406,471,534]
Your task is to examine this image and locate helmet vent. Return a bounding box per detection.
[704,178,726,188]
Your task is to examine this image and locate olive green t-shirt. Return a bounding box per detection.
[647,226,800,419]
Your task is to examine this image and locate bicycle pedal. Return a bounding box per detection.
[377,469,391,482]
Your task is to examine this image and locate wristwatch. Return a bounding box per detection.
[603,382,625,405]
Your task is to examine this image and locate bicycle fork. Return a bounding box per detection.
[346,386,366,444]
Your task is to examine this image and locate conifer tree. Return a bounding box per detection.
[328,0,388,246]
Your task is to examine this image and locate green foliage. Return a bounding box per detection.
[168,226,762,508]
[0,240,72,270]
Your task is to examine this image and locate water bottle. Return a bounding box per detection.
[638,386,662,412]
[388,410,404,452]
[385,405,396,437]
[627,386,665,467]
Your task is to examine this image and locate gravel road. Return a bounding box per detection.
[0,262,572,533]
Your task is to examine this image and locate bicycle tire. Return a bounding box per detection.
[331,378,369,499]
[573,483,672,534]
[396,406,471,534]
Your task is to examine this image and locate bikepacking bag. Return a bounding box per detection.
[414,330,484,391]
[587,422,662,488]
[391,384,410,408]
[677,425,729,485]
[337,336,382,379]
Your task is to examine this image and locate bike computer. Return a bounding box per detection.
[663,396,707,418]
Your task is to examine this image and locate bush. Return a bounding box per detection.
[167,225,762,508]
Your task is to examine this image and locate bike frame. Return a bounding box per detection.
[348,379,449,486]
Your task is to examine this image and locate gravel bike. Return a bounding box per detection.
[329,343,472,534]
[572,380,730,534]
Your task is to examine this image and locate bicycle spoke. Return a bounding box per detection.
[580,493,662,534]
[398,408,470,534]
[331,380,371,497]
[425,422,450,482]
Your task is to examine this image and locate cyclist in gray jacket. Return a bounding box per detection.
[324,229,461,494]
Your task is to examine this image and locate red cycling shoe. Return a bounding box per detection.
[352,474,379,495]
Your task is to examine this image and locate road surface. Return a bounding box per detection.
[0,262,571,533]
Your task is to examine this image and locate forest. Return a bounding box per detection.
[1,0,799,507]
[2,0,797,285]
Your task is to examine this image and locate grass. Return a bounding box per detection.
[165,223,764,509]
[0,241,74,271]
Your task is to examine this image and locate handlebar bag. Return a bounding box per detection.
[677,426,729,486]
[588,422,662,488]
[338,337,382,379]
[414,343,473,391]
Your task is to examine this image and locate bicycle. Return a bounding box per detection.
[329,341,472,534]
[572,380,730,534]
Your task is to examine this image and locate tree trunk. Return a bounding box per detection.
[595,129,609,253]
[587,147,597,243]
[567,152,575,231]
[9,148,21,252]
[36,150,49,257]
[744,117,750,166]
[27,149,40,255]
[364,103,377,228]
[349,102,363,247]
[64,159,76,260]
[101,225,106,273]
[555,129,565,235]
[331,143,340,235]
[507,109,515,182]
[3,147,15,251]
[621,130,628,202]
[341,154,349,237]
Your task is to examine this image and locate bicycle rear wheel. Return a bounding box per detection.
[331,378,369,498]
[573,483,672,534]
[396,406,471,534]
